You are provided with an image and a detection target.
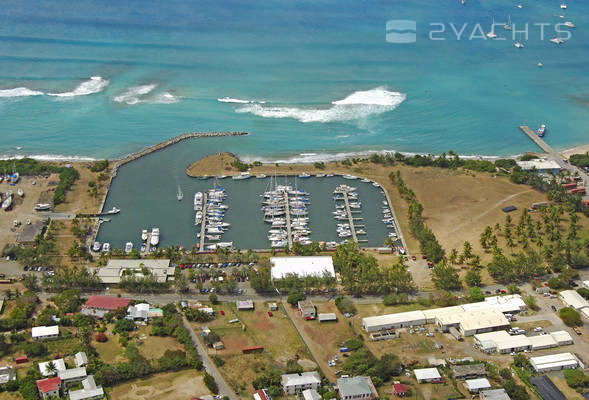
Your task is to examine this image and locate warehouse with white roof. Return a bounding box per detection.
[558,290,589,311]
[530,353,579,373]
[362,310,426,332]
[270,256,335,281]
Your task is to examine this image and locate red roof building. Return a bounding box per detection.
[242,345,264,354]
[253,389,272,400]
[393,383,409,397]
[83,296,130,311]
[37,377,61,398]
[15,355,28,364]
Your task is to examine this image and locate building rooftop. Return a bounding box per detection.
[337,376,376,398]
[466,378,491,392]
[414,368,441,381]
[38,359,66,377]
[31,325,59,338]
[516,159,561,171]
[451,363,487,379]
[36,377,61,394]
[270,256,335,280]
[57,367,87,381]
[549,330,573,344]
[480,388,511,400]
[84,295,131,311]
[237,300,254,309]
[318,313,337,322]
[528,334,557,349]
[363,310,426,329]
[16,220,45,244]
[458,309,510,333]
[0,366,16,384]
[302,388,322,400]
[91,259,174,284]
[74,352,88,367]
[127,303,150,319]
[281,372,321,387]
[558,290,589,310]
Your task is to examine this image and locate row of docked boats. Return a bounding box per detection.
[262,177,312,248]
[195,184,233,251]
[333,184,365,239]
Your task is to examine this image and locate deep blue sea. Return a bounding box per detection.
[1,0,588,161]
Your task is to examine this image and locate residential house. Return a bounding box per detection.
[81,296,131,318]
[0,366,16,386]
[281,372,321,395]
[69,375,104,400]
[413,368,442,383]
[479,389,511,400]
[302,389,322,400]
[75,352,88,368]
[337,376,378,400]
[36,377,61,399]
[58,367,87,386]
[253,389,272,400]
[31,326,59,341]
[451,364,487,380]
[38,359,66,377]
[393,383,409,397]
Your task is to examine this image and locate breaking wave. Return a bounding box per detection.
[234,87,406,123]
[0,87,44,98]
[47,76,109,98]
[113,84,158,104]
[144,92,180,104]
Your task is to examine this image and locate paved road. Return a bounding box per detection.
[182,316,237,400]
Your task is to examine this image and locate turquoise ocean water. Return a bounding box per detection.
[1,0,588,161]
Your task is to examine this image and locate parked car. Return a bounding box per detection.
[551,305,557,312]
[268,311,273,317]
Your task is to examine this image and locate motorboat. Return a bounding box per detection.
[106,207,120,214]
[150,228,160,246]
[256,174,267,179]
[102,242,110,252]
[298,172,311,178]
[35,203,51,211]
[564,21,576,28]
[92,242,101,252]
[17,188,24,197]
[141,229,148,241]
[232,172,252,180]
[550,36,564,44]
[560,3,567,9]
[125,242,133,253]
[177,185,183,201]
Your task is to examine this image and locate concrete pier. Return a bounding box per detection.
[519,126,554,153]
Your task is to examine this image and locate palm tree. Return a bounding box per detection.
[44,361,57,376]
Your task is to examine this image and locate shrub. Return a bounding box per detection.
[559,307,581,327]
[204,372,219,394]
[287,291,305,306]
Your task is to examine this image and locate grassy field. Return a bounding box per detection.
[0,392,24,400]
[217,352,269,398]
[135,326,184,360]
[108,369,211,400]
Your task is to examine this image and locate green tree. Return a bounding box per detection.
[431,260,462,291]
[465,267,482,287]
[469,287,485,302]
[208,293,218,304]
[559,307,581,327]
[287,291,306,306]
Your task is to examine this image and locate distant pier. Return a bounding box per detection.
[284,191,293,248]
[342,191,358,242]
[519,126,553,154]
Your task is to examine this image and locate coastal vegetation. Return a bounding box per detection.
[390,171,445,262]
[569,152,589,168]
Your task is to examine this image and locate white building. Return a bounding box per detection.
[127,303,150,320]
[581,308,589,321]
[550,331,573,346]
[461,295,527,314]
[38,359,66,377]
[439,308,510,337]
[414,368,442,383]
[474,331,531,354]
[528,335,557,351]
[530,353,578,373]
[516,159,561,174]
[57,367,87,386]
[465,378,491,393]
[31,326,59,341]
[583,281,589,290]
[270,256,335,281]
[91,259,175,284]
[302,389,322,400]
[75,352,88,368]
[69,376,104,400]
[281,372,321,394]
[558,290,589,310]
[362,310,426,332]
[0,366,16,385]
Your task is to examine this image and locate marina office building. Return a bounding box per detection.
[362,295,525,336]
[89,259,175,284]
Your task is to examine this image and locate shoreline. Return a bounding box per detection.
[3,138,588,165]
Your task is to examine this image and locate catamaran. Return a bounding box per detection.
[504,15,512,30]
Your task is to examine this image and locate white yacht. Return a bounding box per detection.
[102,242,110,252]
[487,18,498,38]
[232,172,252,180]
[550,36,564,44]
[564,21,576,28]
[141,229,148,241]
[125,242,133,253]
[504,15,512,30]
[150,228,160,246]
[177,185,183,201]
[35,203,51,211]
[17,188,24,197]
[560,3,567,9]
[92,241,101,252]
[107,207,120,214]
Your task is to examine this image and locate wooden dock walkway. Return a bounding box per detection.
[284,192,293,248]
[199,192,208,250]
[342,192,358,242]
[519,126,553,153]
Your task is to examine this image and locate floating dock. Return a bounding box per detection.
[342,191,358,242]
[284,191,293,248]
[199,192,209,250]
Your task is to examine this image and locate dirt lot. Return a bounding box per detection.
[135,326,185,359]
[108,369,211,400]
[217,352,269,397]
[283,301,355,382]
